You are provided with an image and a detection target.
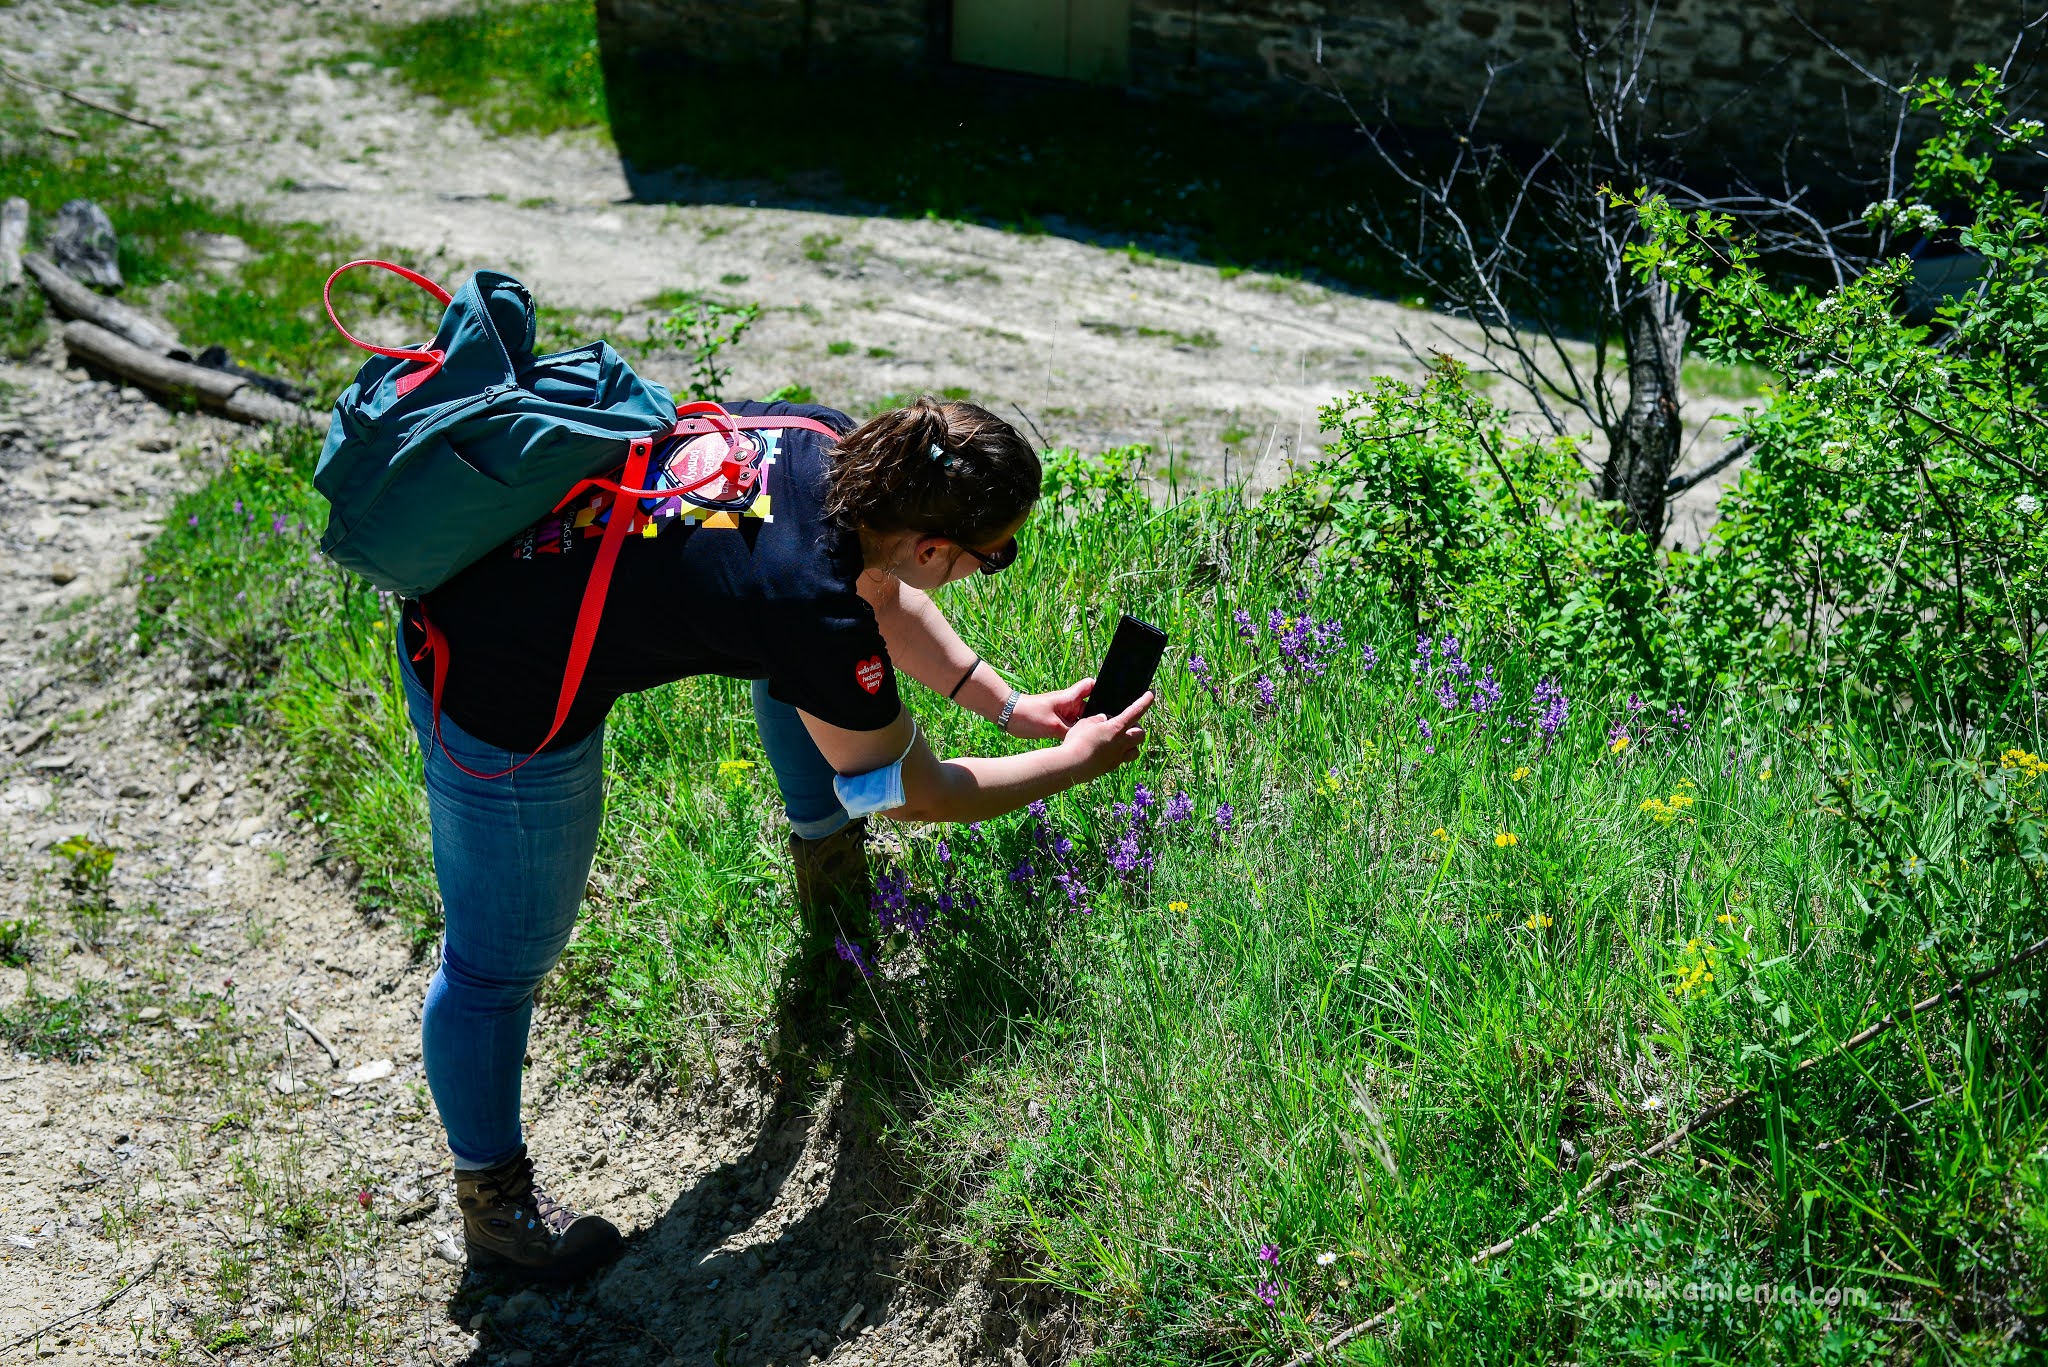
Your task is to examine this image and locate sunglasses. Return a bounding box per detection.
[954,534,1020,575]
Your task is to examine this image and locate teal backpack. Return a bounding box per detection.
[315,259,839,775]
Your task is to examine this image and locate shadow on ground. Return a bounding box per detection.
[600,53,1413,303]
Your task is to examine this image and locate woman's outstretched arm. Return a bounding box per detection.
[864,578,1092,739]
[797,694,1152,826]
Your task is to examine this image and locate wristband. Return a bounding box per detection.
[996,687,1021,734]
[948,656,980,701]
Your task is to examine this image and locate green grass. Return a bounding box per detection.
[354,0,607,140]
[1,977,116,1062]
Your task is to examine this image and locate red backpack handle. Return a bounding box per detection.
[323,259,455,396]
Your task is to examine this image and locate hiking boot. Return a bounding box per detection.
[777,818,874,1048]
[788,816,872,927]
[455,1145,621,1280]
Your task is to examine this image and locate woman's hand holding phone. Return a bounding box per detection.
[1059,690,1154,781]
[1002,676,1097,740]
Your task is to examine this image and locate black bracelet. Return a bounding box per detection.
[948,656,980,701]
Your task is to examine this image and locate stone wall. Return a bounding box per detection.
[596,0,2041,158]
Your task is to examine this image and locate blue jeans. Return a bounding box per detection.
[399,649,849,1169]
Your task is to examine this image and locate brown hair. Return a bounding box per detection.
[823,396,1041,542]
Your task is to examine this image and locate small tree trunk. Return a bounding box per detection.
[1602,277,1688,539]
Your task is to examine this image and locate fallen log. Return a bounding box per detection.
[62,320,320,429]
[25,252,186,357]
[0,198,24,289]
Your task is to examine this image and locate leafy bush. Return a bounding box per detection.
[1266,71,2046,728]
[1641,70,2047,720]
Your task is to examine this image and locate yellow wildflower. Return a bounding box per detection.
[1168,900,1190,913]
[1495,831,1519,848]
[1523,911,1553,930]
[2000,748,2047,782]
[1640,790,1697,825]
[1758,764,1773,781]
[1610,734,1631,753]
[717,759,756,785]
[1432,827,1449,840]
[1511,766,1532,781]
[1715,912,1738,926]
[1674,937,1721,997]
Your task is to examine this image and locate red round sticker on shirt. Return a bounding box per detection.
[855,656,885,695]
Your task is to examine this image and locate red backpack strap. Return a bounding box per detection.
[323,259,455,398]
[412,435,656,781]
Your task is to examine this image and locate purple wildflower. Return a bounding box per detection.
[1027,799,1048,822]
[833,935,873,979]
[186,513,199,528]
[271,512,288,535]
[1258,1243,1280,1264]
[968,822,984,837]
[1234,609,1258,646]
[1418,717,1434,754]
[1108,829,1147,880]
[872,867,909,912]
[1412,633,1432,675]
[1628,692,1645,715]
[1608,719,1629,747]
[1256,1281,1280,1308]
[1669,703,1691,732]
[1275,613,1344,677]
[1053,834,1074,859]
[1532,677,1569,744]
[1256,675,1275,708]
[1164,790,1194,824]
[1010,859,1036,882]
[1470,665,1501,714]
[1268,607,1288,635]
[1188,654,1220,701]
[1438,634,1471,682]
[1360,642,1378,672]
[936,839,951,864]
[1215,802,1235,831]
[1435,677,1459,711]
[1132,783,1155,816]
[233,499,244,516]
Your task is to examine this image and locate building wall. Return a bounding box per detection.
[596,0,2039,154]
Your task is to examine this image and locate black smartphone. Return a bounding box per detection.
[1082,614,1168,719]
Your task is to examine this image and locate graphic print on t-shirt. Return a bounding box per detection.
[855,654,886,695]
[509,427,778,559]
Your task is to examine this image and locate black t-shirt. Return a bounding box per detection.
[401,400,901,753]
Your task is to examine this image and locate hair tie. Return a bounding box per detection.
[928,442,955,469]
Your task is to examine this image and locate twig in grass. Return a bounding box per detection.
[0,63,170,131]
[0,1249,165,1355]
[284,1005,342,1069]
[1007,401,1051,452]
[1283,932,2048,1364]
